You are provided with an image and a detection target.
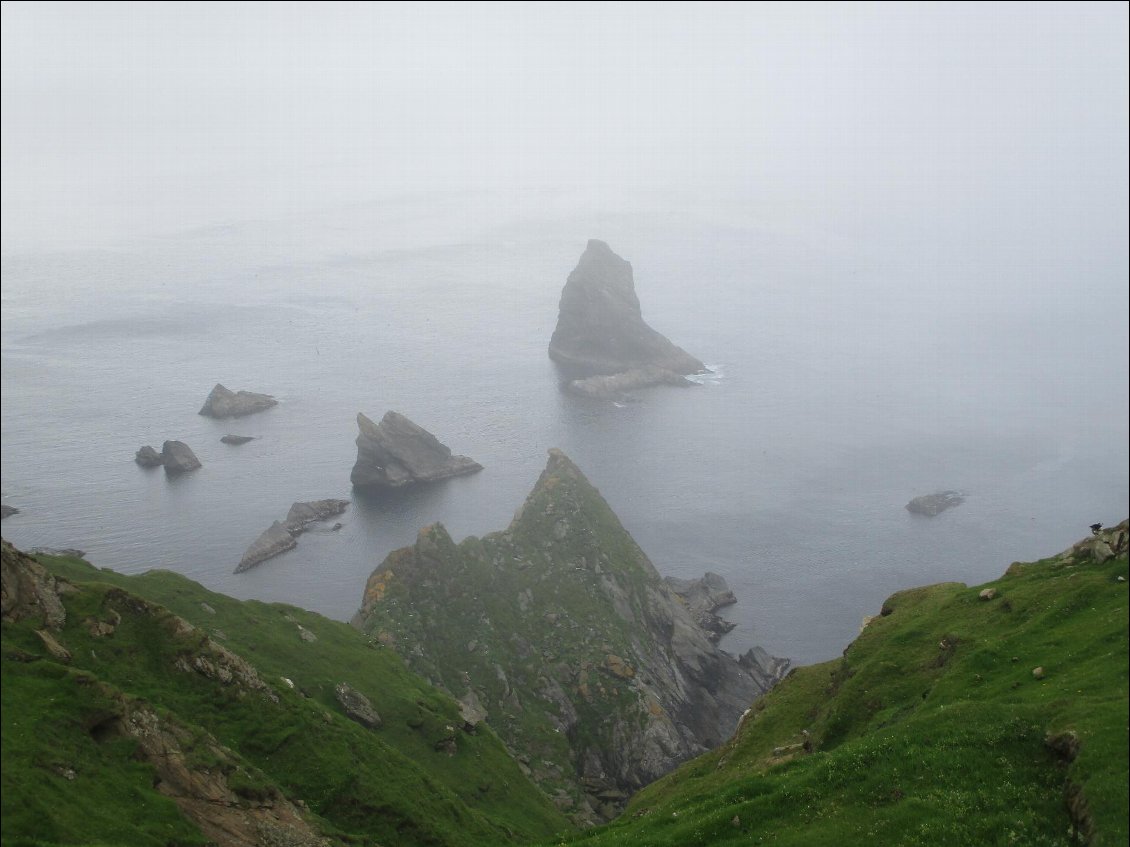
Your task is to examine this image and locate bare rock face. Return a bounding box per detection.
[161,441,201,474]
[549,240,706,379]
[198,383,277,419]
[235,522,296,573]
[135,445,164,467]
[355,449,786,823]
[350,411,482,489]
[235,500,350,573]
[906,491,964,516]
[334,682,382,729]
[1,540,68,630]
[665,571,739,643]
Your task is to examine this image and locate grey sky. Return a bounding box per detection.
[2,1,1127,253]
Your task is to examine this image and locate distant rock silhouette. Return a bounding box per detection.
[906,491,964,516]
[549,240,706,385]
[199,384,277,418]
[161,441,202,474]
[221,435,255,445]
[135,445,164,467]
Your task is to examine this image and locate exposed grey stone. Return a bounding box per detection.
[906,490,964,516]
[350,411,482,489]
[235,522,295,573]
[738,646,792,693]
[198,383,277,419]
[284,499,349,531]
[220,435,255,445]
[135,445,164,467]
[549,240,706,377]
[1,504,19,519]
[665,571,738,642]
[161,441,201,474]
[334,682,382,729]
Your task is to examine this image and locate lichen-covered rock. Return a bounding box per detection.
[334,682,382,729]
[906,490,964,516]
[198,383,277,418]
[135,445,164,467]
[354,449,786,823]
[161,441,201,474]
[350,411,481,489]
[549,240,706,377]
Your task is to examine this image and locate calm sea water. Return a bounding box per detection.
[2,197,1127,665]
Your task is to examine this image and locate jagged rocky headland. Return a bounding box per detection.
[350,411,482,489]
[236,499,350,573]
[353,449,787,822]
[548,240,707,398]
[198,383,278,418]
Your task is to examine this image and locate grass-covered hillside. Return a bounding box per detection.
[1,542,572,847]
[564,521,1129,847]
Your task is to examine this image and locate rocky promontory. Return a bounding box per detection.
[350,411,482,489]
[906,490,964,516]
[548,240,706,389]
[665,571,739,642]
[198,384,277,419]
[235,499,349,573]
[354,449,786,823]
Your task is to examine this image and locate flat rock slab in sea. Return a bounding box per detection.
[906,491,965,516]
[350,411,482,489]
[220,435,255,445]
[199,383,278,419]
[1,505,19,520]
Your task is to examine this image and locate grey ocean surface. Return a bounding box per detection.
[2,200,1127,666]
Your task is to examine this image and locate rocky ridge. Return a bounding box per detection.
[353,449,787,823]
[350,411,481,489]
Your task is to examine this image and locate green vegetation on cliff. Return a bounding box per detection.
[1,543,571,847]
[564,523,1129,847]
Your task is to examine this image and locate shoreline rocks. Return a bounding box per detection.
[906,491,964,516]
[235,499,350,573]
[665,571,739,643]
[548,240,706,384]
[567,366,693,400]
[199,384,277,419]
[350,411,482,489]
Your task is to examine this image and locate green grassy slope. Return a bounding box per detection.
[564,523,1129,847]
[2,549,572,847]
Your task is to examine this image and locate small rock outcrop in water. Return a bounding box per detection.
[220,435,255,445]
[350,412,482,489]
[235,499,350,573]
[135,446,164,467]
[1,505,19,520]
[548,240,706,395]
[354,449,787,823]
[198,384,277,419]
[161,441,202,474]
[665,571,739,642]
[906,491,965,516]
